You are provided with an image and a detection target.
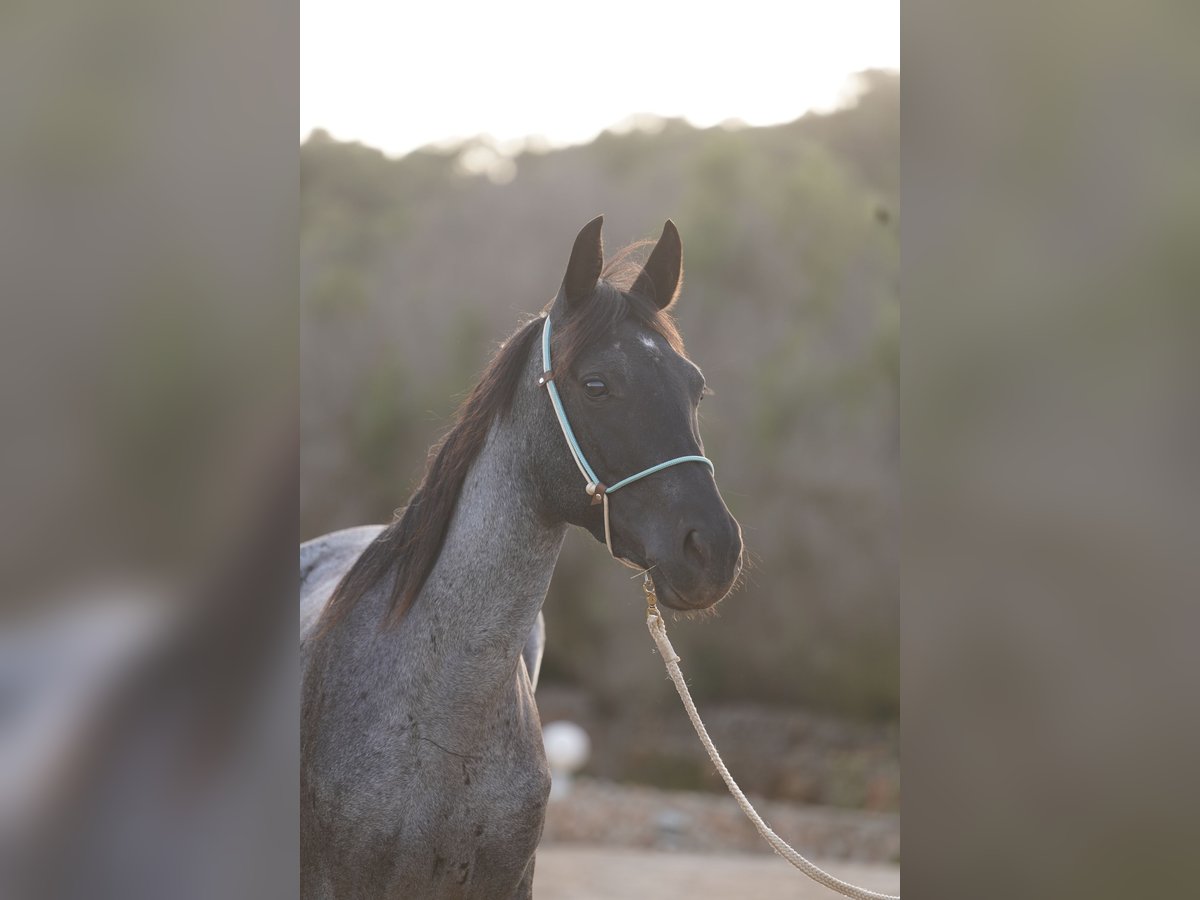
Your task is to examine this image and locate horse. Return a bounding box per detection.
[300,216,744,898]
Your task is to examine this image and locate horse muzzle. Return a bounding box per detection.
[647,510,743,611]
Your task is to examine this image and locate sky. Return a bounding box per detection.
[301,0,899,157]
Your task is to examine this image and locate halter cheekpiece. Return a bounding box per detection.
[538,315,715,560]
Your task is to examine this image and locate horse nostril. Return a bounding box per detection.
[683,529,711,567]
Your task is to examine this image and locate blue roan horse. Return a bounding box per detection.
[300,217,743,898]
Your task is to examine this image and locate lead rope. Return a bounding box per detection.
[643,575,900,900]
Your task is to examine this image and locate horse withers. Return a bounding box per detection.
[300,216,743,898]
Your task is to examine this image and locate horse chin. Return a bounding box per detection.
[650,573,726,612]
[651,577,691,611]
[606,540,735,612]
[610,548,695,611]
[603,533,733,612]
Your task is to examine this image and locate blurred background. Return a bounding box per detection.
[301,3,899,894]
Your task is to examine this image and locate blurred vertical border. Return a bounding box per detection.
[0,1,298,897]
[905,1,1200,899]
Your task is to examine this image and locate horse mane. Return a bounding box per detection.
[314,245,686,635]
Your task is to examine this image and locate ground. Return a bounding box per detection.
[534,845,900,899]
[534,778,899,897]
[541,778,899,862]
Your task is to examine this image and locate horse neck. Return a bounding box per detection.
[316,333,570,727]
[407,414,566,695]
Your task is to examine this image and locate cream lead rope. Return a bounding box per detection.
[642,576,900,900]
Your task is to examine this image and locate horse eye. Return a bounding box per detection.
[583,378,608,398]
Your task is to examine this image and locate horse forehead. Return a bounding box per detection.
[593,326,656,370]
[602,324,699,382]
[618,326,670,364]
[629,327,702,383]
[636,332,662,357]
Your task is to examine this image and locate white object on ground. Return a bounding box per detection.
[543,720,591,800]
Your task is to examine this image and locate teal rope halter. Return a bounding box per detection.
[538,315,715,560]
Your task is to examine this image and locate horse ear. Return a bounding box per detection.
[630,220,683,309]
[560,215,604,308]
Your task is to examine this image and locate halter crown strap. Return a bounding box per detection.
[539,315,715,559]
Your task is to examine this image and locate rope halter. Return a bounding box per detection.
[538,315,715,562]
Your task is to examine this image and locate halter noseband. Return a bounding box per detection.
[539,315,715,561]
